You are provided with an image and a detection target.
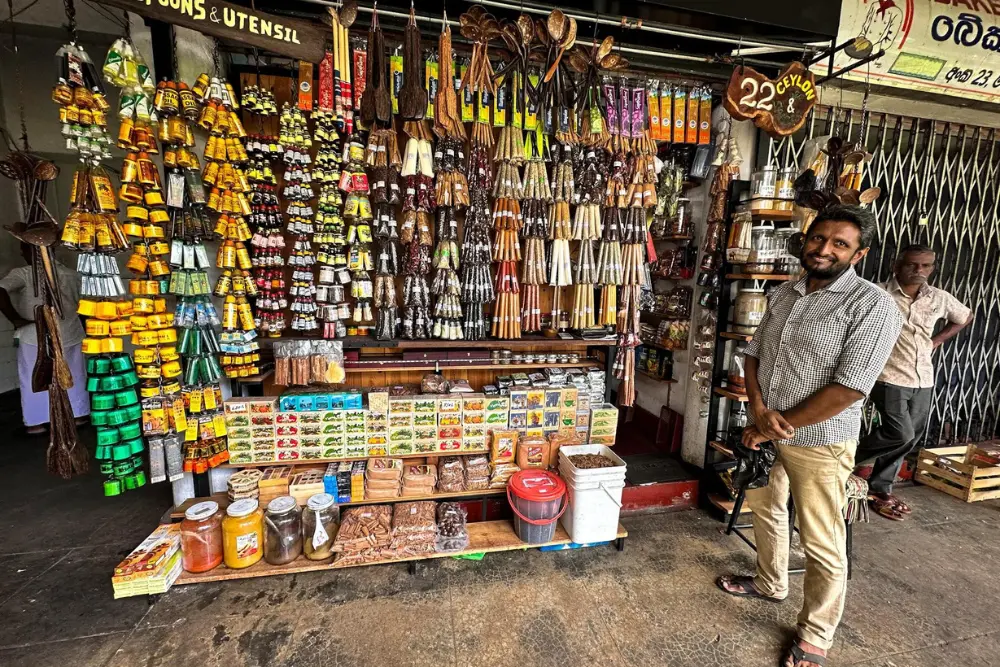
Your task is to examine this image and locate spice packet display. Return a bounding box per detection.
[390,501,438,557]
[464,453,489,490]
[273,340,346,386]
[490,429,518,464]
[489,461,520,488]
[333,505,394,565]
[435,501,469,553]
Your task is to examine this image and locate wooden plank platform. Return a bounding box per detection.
[168,489,507,521]
[708,493,752,515]
[750,209,796,221]
[713,386,748,402]
[914,446,1000,503]
[345,361,595,373]
[175,520,629,584]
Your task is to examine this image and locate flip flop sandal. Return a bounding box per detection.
[890,496,912,514]
[785,642,826,667]
[715,575,783,602]
[870,497,905,521]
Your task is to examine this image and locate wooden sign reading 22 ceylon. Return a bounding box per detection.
[96,0,326,63]
[724,61,818,137]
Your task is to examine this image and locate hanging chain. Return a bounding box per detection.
[123,9,130,40]
[10,0,28,150]
[63,0,77,42]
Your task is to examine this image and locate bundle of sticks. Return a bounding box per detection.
[460,122,495,340]
[490,125,524,339]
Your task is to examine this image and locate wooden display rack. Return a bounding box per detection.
[174,520,628,583]
[914,446,1000,503]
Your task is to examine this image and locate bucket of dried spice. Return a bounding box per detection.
[507,469,567,544]
[558,445,627,544]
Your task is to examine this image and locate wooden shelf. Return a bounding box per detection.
[345,361,597,373]
[750,208,796,221]
[168,489,505,520]
[175,520,629,583]
[231,368,275,385]
[719,332,752,342]
[726,273,798,281]
[639,340,682,354]
[713,386,748,402]
[709,440,734,458]
[636,369,677,384]
[223,449,490,469]
[260,335,614,350]
[708,493,753,515]
[652,235,694,243]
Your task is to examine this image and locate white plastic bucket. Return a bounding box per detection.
[561,476,625,544]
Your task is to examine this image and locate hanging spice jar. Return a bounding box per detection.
[279,102,318,333]
[343,132,374,331]
[54,40,113,161]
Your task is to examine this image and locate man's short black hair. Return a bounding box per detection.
[811,204,878,250]
[898,243,936,259]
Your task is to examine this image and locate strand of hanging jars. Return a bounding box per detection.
[59,39,142,495]
[280,102,319,333]
[313,54,351,339]
[242,83,287,338]
[202,79,260,378]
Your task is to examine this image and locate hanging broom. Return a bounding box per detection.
[41,304,87,479]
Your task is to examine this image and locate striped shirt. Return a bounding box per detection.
[744,268,903,447]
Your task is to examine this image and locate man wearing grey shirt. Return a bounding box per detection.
[717,206,903,667]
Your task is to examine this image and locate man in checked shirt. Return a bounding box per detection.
[716,205,903,667]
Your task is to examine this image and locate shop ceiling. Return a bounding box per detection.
[230,0,840,83]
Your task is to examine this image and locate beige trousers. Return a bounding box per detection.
[745,440,857,651]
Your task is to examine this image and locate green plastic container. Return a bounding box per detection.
[111,355,133,372]
[95,444,112,460]
[93,358,112,375]
[86,377,100,392]
[111,443,131,460]
[123,404,142,422]
[91,393,116,411]
[99,375,124,392]
[115,389,139,407]
[118,422,142,440]
[106,409,129,426]
[99,461,114,475]
[121,371,140,386]
[90,410,109,426]
[126,437,144,454]
[103,479,122,496]
[96,428,121,446]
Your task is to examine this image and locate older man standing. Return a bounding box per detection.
[856,244,973,520]
[716,206,902,667]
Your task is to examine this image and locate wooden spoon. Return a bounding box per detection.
[340,0,358,27]
[547,9,566,43]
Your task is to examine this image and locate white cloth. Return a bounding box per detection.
[17,342,91,427]
[0,263,86,347]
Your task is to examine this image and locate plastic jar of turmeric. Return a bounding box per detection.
[222,499,264,569]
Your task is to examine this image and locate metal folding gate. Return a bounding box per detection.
[764,108,1000,447]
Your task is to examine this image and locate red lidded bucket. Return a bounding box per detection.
[507,469,567,544]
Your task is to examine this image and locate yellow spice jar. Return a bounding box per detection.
[222,499,264,569]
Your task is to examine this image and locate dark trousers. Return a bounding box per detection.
[856,382,933,495]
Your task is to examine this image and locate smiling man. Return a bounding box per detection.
[856,244,972,521]
[716,205,903,667]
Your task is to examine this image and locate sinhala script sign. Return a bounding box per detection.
[824,0,1000,103]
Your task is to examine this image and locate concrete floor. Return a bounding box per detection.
[2,431,1000,667]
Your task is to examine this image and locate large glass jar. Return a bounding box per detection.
[733,287,768,334]
[222,499,264,569]
[180,500,223,573]
[750,166,777,210]
[302,493,339,561]
[263,496,303,565]
[745,223,777,274]
[727,344,748,393]
[775,166,797,210]
[774,227,801,274]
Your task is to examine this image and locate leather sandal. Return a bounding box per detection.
[785,642,826,666]
[715,575,783,602]
[870,496,905,521]
[890,495,912,514]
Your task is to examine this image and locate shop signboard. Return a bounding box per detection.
[724,61,818,137]
[95,0,325,63]
[824,0,1000,103]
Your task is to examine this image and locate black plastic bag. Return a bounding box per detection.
[732,440,777,490]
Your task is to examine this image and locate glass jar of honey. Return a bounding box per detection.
[180,500,223,573]
[222,499,264,569]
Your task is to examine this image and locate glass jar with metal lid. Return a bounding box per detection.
[263,496,303,565]
[180,500,223,573]
[733,286,768,334]
[302,493,339,561]
[775,166,797,211]
[774,227,801,274]
[750,166,778,210]
[222,499,264,569]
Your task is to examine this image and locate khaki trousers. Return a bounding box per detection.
[745,440,857,651]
